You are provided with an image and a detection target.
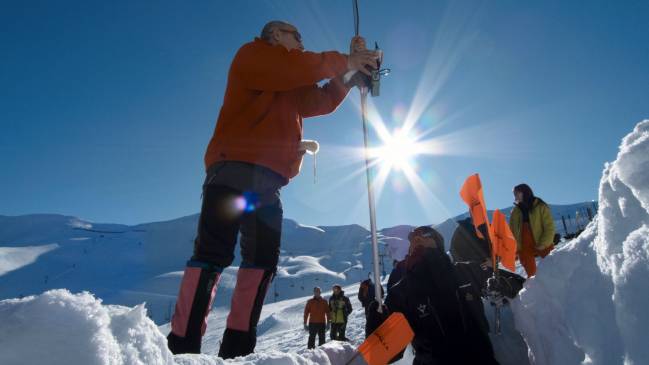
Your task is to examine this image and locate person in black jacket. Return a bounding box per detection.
[358,275,384,337]
[371,226,499,365]
[451,217,525,301]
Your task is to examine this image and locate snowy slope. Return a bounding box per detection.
[0,200,594,324]
[0,215,374,323]
[511,120,649,365]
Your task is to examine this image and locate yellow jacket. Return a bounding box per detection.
[509,198,555,251]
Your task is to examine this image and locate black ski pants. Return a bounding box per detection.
[193,161,285,269]
[307,323,326,349]
[330,322,347,341]
[168,161,285,358]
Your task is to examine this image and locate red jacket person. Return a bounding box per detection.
[167,20,378,358]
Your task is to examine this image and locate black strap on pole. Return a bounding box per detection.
[353,0,360,36]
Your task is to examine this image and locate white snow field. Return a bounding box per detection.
[0,119,646,364]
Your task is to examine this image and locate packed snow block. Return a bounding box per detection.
[0,289,174,365]
[512,120,649,365]
[596,120,649,365]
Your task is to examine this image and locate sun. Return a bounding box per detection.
[371,128,422,172]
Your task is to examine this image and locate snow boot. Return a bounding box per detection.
[167,260,221,354]
[218,267,274,359]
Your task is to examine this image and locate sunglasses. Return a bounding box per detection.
[279,28,302,43]
[408,229,435,241]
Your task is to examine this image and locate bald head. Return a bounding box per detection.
[260,21,292,41]
[260,20,303,51]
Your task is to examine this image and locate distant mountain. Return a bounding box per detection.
[0,201,596,323]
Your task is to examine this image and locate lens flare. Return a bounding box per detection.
[370,129,420,172]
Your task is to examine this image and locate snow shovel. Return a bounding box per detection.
[345,312,414,365]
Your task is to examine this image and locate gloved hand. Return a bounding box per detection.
[303,323,308,331]
[366,300,389,335]
[326,322,331,331]
[486,277,501,293]
[486,277,505,306]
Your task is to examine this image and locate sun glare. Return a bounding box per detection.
[371,129,421,172]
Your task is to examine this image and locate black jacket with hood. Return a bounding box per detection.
[379,245,499,365]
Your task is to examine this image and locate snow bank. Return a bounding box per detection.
[0,289,362,365]
[171,343,358,365]
[0,289,173,365]
[511,120,649,365]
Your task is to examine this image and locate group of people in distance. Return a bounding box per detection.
[302,285,353,349]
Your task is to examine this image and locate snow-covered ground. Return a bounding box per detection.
[0,119,646,364]
[0,282,525,365]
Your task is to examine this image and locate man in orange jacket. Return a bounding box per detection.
[167,21,378,358]
[304,287,330,349]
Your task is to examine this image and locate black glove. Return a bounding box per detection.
[366,300,389,335]
[486,277,505,306]
[486,277,502,293]
[304,323,308,331]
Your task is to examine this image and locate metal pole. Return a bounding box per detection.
[360,88,383,311]
[353,0,382,311]
[479,223,501,335]
[493,256,501,335]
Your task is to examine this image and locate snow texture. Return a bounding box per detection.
[0,289,173,365]
[0,276,527,364]
[511,120,649,365]
[0,287,369,365]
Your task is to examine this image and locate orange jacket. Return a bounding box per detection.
[204,38,351,181]
[304,297,330,324]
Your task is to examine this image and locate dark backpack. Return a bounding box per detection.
[358,279,374,307]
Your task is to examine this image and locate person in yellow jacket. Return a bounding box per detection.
[328,285,352,341]
[509,184,555,277]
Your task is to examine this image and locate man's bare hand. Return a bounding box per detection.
[347,50,378,76]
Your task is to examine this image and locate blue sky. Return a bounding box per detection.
[1,0,648,228]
